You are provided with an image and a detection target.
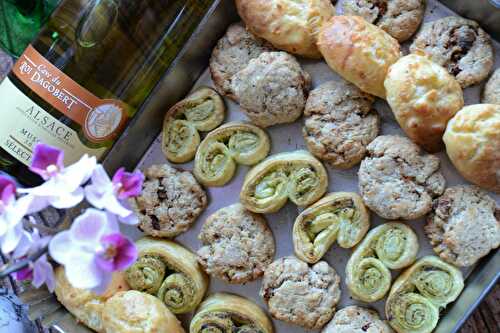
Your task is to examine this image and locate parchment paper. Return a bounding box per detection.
[125,0,500,331]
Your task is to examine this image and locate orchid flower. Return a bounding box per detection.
[49,209,137,293]
[0,176,34,254]
[85,165,143,225]
[18,144,97,210]
[14,254,55,292]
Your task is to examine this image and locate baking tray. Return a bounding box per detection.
[19,0,499,332]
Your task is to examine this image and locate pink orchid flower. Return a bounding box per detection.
[85,165,143,225]
[49,209,137,294]
[18,143,96,209]
[0,176,34,254]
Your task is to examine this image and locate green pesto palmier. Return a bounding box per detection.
[125,237,209,314]
[190,293,274,333]
[346,222,419,302]
[293,192,370,263]
[194,122,270,187]
[386,256,464,333]
[240,151,328,213]
[162,87,225,163]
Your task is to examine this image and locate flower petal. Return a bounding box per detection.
[119,211,139,225]
[70,209,109,244]
[60,155,97,191]
[64,252,104,290]
[48,231,73,265]
[49,188,84,209]
[0,176,16,204]
[12,230,33,259]
[14,266,33,281]
[30,144,64,180]
[90,273,112,295]
[91,165,112,189]
[114,169,144,200]
[1,222,24,254]
[32,255,55,292]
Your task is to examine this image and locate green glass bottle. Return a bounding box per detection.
[0,0,61,57]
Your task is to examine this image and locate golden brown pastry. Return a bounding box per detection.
[293,192,370,263]
[317,16,401,98]
[102,291,184,333]
[54,267,129,333]
[162,87,225,163]
[190,293,273,333]
[443,104,500,193]
[235,0,335,58]
[385,54,464,152]
[125,237,209,314]
[240,151,328,213]
[385,256,464,333]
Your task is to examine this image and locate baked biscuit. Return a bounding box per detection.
[197,203,275,284]
[260,256,341,329]
[303,80,380,169]
[385,54,464,152]
[425,185,500,267]
[322,306,394,333]
[235,0,335,58]
[102,291,184,333]
[482,68,500,105]
[443,104,500,193]
[342,0,425,42]
[410,16,494,88]
[231,51,311,128]
[130,164,207,238]
[54,268,129,333]
[318,16,401,98]
[358,135,446,220]
[209,23,274,100]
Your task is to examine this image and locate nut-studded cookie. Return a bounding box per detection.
[303,80,379,169]
[322,306,394,333]
[197,203,275,284]
[342,0,425,42]
[482,68,500,105]
[231,51,311,128]
[130,164,207,238]
[410,16,494,88]
[358,135,446,220]
[260,256,341,329]
[425,185,500,267]
[210,23,274,100]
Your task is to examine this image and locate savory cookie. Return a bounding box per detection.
[342,0,425,42]
[385,54,464,152]
[443,104,500,193]
[260,256,341,329]
[54,268,129,333]
[322,306,394,333]
[197,203,275,284]
[358,135,446,220]
[303,80,380,169]
[209,23,274,100]
[235,0,335,58]
[482,68,500,105]
[231,51,311,128]
[425,185,500,267]
[410,16,494,88]
[102,291,184,333]
[317,16,401,98]
[130,164,207,238]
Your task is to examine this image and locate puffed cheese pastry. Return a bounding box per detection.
[235,0,335,58]
[102,290,184,333]
[317,16,401,98]
[443,104,500,193]
[385,54,464,152]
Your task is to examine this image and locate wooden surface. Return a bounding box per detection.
[0,46,498,333]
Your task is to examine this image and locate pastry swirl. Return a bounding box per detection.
[190,293,273,333]
[125,237,209,314]
[162,87,225,163]
[346,223,419,302]
[386,256,464,333]
[194,122,271,186]
[293,192,370,263]
[240,151,328,213]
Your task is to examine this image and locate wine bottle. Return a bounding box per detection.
[0,0,61,57]
[0,0,215,185]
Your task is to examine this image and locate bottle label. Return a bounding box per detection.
[0,77,107,166]
[12,45,128,143]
